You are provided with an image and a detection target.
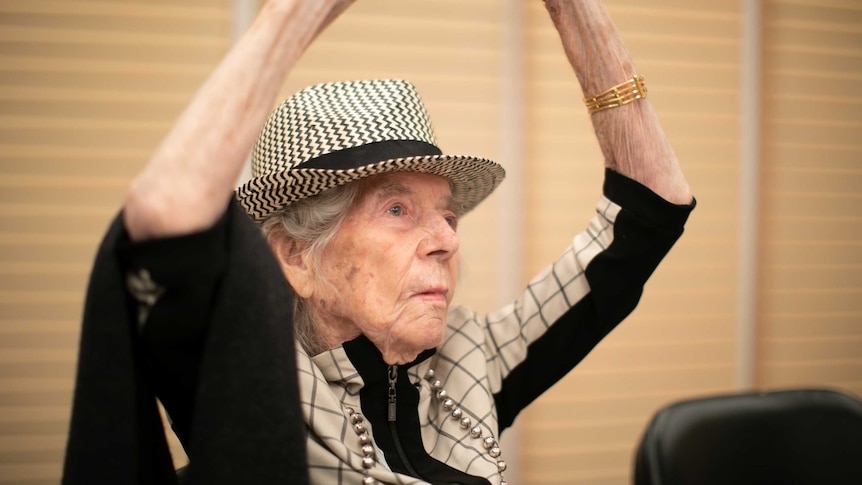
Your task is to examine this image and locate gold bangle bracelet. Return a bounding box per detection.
[583,74,647,114]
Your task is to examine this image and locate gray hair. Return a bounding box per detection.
[260,181,364,355]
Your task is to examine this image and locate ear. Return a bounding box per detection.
[267,231,314,299]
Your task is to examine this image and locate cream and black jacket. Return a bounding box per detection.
[65,169,693,485]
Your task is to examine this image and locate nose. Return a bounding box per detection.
[419,214,459,260]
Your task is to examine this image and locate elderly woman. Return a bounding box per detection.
[64,1,693,484]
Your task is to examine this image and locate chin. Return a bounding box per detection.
[422,320,446,347]
[385,331,445,365]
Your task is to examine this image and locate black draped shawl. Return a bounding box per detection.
[62,201,309,485]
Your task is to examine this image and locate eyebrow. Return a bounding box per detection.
[377,180,462,215]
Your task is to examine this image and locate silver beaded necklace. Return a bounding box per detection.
[346,367,508,485]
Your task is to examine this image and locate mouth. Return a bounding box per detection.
[414,287,449,301]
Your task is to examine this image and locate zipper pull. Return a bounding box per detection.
[387,365,398,422]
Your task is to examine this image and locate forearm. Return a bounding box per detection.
[543,0,692,204]
[124,0,347,241]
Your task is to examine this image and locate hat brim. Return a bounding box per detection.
[236,154,505,222]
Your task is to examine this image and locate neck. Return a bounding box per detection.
[301,306,361,356]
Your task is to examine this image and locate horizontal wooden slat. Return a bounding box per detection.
[759,311,862,338]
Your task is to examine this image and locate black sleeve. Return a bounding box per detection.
[590,169,695,325]
[117,210,231,448]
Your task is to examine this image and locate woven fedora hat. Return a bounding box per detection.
[236,79,505,222]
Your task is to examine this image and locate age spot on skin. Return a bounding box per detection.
[345,266,359,281]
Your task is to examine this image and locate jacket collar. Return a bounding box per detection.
[311,334,436,387]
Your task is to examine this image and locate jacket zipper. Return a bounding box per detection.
[387,364,421,478]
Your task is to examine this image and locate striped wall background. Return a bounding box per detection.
[1,0,859,483]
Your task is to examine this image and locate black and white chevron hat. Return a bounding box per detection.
[236,79,505,221]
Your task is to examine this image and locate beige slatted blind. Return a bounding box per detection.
[0,0,229,482]
[519,2,742,483]
[759,0,862,395]
[5,1,861,484]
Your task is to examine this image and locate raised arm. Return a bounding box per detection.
[123,0,354,241]
[543,0,693,204]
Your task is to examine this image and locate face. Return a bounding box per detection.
[307,172,461,364]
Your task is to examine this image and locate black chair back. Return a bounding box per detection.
[634,388,862,485]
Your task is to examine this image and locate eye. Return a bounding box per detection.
[445,215,458,230]
[387,205,403,216]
